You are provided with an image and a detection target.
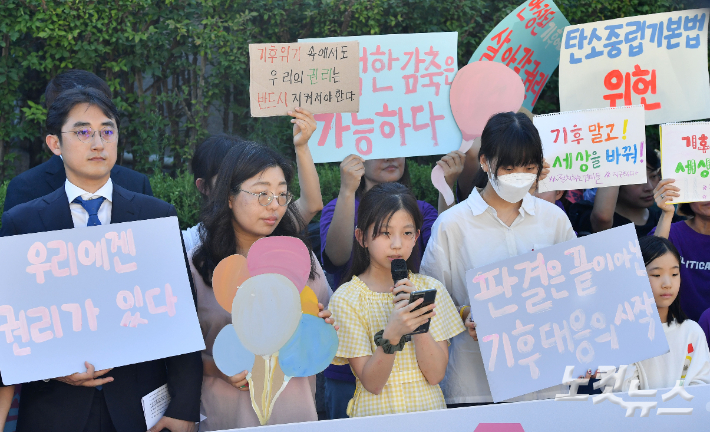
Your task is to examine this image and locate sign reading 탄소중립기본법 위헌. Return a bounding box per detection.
[249,41,360,117]
[470,0,570,112]
[535,105,647,192]
[0,217,205,385]
[299,32,462,163]
[465,224,669,403]
[559,9,710,125]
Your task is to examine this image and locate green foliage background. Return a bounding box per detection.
[0,0,700,227]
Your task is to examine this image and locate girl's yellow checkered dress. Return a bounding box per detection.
[328,272,465,417]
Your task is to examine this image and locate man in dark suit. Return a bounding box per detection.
[0,88,201,432]
[3,69,152,212]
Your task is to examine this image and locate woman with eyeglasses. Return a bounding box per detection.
[190,109,335,429]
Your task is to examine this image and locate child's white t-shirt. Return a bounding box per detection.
[624,319,710,390]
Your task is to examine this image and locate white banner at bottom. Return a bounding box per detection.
[216,383,710,432]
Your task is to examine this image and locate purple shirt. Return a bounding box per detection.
[319,196,438,382]
[650,221,710,322]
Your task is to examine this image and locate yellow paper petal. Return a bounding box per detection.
[300,285,319,317]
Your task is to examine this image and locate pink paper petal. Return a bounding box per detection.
[449,62,525,141]
[459,138,475,154]
[432,165,455,206]
[247,236,311,292]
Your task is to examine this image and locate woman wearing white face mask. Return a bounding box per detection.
[420,111,576,407]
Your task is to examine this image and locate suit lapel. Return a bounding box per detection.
[38,188,74,232]
[45,155,67,192]
[111,184,138,224]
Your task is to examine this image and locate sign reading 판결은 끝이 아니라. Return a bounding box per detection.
[470,0,570,112]
[300,32,462,163]
[0,217,205,385]
[535,105,647,192]
[249,41,360,117]
[559,9,710,125]
[660,122,710,203]
[465,224,669,402]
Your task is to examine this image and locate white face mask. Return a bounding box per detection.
[487,166,537,203]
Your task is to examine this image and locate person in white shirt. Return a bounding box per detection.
[0,87,202,432]
[420,111,576,406]
[623,236,710,390]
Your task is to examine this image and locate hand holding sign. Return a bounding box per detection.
[54,362,114,387]
[291,108,317,148]
[433,61,525,204]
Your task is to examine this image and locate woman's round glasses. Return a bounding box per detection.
[61,127,117,144]
[239,190,292,206]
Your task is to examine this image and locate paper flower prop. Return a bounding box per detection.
[212,236,338,425]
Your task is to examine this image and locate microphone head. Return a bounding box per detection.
[391,258,408,284]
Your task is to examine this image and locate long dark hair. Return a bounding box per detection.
[341,182,423,286]
[474,111,544,188]
[192,135,243,200]
[192,142,317,287]
[639,236,687,326]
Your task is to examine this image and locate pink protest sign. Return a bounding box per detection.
[0,217,205,385]
[300,32,462,163]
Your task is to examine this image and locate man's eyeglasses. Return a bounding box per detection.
[239,190,293,207]
[61,127,117,144]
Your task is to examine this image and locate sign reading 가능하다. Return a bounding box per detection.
[300,32,462,163]
[249,42,360,117]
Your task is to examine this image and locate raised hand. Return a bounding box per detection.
[290,107,317,148]
[339,154,365,194]
[436,151,466,188]
[653,178,680,214]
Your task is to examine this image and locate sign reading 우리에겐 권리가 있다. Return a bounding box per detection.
[465,224,669,403]
[660,122,710,203]
[535,105,647,192]
[299,32,462,163]
[249,42,360,117]
[469,0,570,112]
[0,217,205,385]
[559,9,710,125]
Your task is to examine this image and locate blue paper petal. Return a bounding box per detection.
[213,324,254,377]
[279,314,339,377]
